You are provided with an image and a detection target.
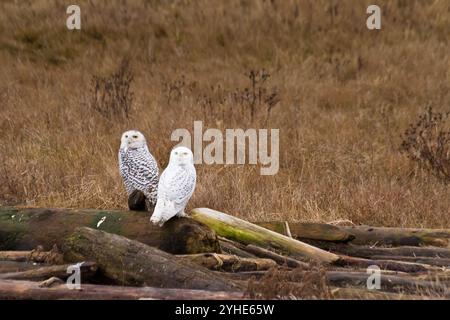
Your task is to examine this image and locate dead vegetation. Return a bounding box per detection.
[89,58,134,119]
[0,0,450,228]
[246,266,331,300]
[401,107,450,183]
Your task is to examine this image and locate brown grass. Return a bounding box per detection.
[1,0,450,227]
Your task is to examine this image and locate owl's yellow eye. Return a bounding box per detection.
[132,135,138,139]
[125,135,128,138]
[175,152,178,155]
[183,152,188,155]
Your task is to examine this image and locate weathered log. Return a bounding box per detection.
[214,271,268,281]
[243,245,309,269]
[227,269,448,294]
[219,237,308,268]
[0,207,219,254]
[62,227,242,291]
[0,246,63,264]
[340,225,450,247]
[301,241,450,259]
[338,255,437,273]
[329,287,435,300]
[191,208,340,264]
[371,256,450,267]
[416,272,450,283]
[257,221,355,242]
[0,262,98,281]
[0,279,245,300]
[0,261,44,273]
[177,253,277,272]
[218,237,257,258]
[324,271,447,294]
[38,277,64,288]
[329,267,408,276]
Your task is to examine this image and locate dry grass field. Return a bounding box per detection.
[1,0,450,228]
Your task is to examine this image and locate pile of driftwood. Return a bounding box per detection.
[0,206,448,299]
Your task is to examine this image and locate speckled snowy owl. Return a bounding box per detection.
[118,130,159,210]
[150,146,196,226]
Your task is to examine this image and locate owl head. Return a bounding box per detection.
[169,146,194,166]
[120,130,147,149]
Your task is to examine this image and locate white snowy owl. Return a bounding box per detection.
[150,146,196,226]
[118,130,159,210]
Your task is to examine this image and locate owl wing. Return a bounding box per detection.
[118,147,159,204]
[150,165,196,226]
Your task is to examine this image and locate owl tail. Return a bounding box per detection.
[150,199,176,227]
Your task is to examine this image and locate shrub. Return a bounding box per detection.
[90,59,134,119]
[401,107,450,182]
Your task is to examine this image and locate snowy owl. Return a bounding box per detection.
[150,146,196,226]
[118,130,159,211]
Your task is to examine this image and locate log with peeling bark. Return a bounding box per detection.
[191,208,341,264]
[177,253,277,272]
[62,227,243,291]
[0,280,245,300]
[0,262,98,281]
[257,221,355,242]
[0,207,219,254]
[340,225,450,247]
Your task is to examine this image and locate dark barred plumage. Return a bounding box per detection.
[118,145,159,206]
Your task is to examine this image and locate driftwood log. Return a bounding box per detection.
[370,256,450,267]
[0,261,45,273]
[62,227,243,291]
[338,255,437,273]
[191,208,340,264]
[324,271,448,294]
[340,225,450,247]
[218,237,308,268]
[0,279,245,300]
[177,253,277,272]
[218,237,257,258]
[329,287,435,300]
[243,245,309,269]
[0,262,98,281]
[301,241,450,259]
[257,221,355,242]
[257,222,450,248]
[0,207,219,254]
[0,246,63,264]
